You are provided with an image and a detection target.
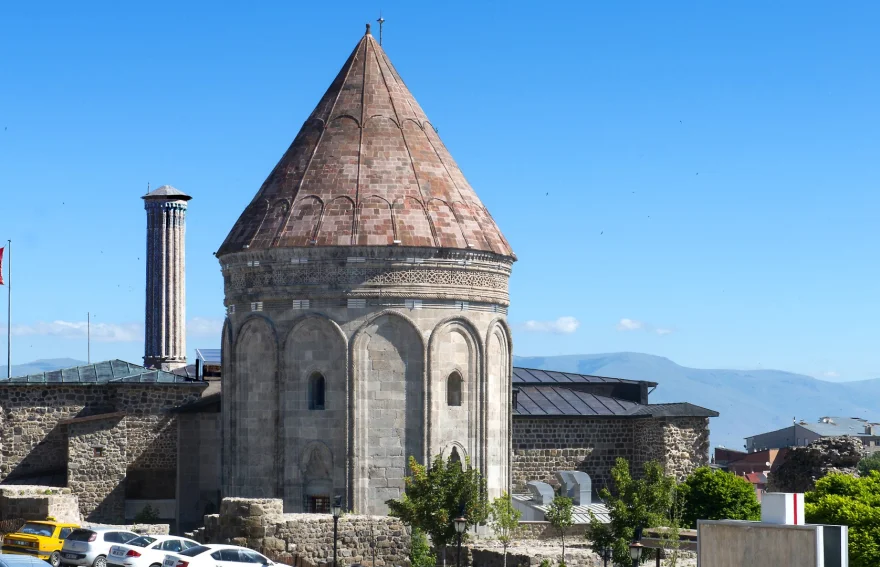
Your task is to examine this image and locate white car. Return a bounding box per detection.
[61,528,140,567]
[162,544,276,567]
[106,536,201,567]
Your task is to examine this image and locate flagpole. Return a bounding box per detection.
[87,312,90,364]
[6,239,10,379]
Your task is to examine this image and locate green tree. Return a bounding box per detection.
[545,495,573,566]
[588,458,678,567]
[857,453,880,476]
[489,492,522,567]
[679,467,761,528]
[386,453,488,558]
[133,504,160,524]
[805,471,880,567]
[409,528,436,567]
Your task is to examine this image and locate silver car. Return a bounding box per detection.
[60,529,139,567]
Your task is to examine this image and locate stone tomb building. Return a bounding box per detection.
[216,25,515,515]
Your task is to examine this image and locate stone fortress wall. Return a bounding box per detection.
[513,416,711,492]
[190,498,409,567]
[0,383,203,523]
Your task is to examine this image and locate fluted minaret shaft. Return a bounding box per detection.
[143,185,191,371]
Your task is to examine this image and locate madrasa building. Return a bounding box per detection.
[0,26,717,533]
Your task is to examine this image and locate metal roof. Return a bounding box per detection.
[512,493,610,524]
[514,386,717,418]
[630,402,720,418]
[798,416,879,437]
[512,366,657,387]
[514,386,641,417]
[2,360,202,385]
[195,349,221,365]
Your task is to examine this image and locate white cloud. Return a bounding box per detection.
[187,317,224,338]
[616,318,674,336]
[616,318,644,331]
[10,320,142,342]
[822,371,840,378]
[521,316,581,334]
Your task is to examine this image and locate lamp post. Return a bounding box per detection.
[600,545,612,567]
[454,515,467,567]
[629,541,644,567]
[331,495,343,567]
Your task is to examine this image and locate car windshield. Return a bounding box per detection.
[18,523,54,537]
[66,530,96,542]
[179,546,212,557]
[129,536,156,548]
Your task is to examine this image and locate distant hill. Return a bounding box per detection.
[513,352,880,451]
[0,358,87,378]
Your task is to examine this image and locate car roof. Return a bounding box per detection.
[79,527,137,533]
[23,521,78,527]
[203,545,261,552]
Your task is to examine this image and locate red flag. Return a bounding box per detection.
[0,247,4,285]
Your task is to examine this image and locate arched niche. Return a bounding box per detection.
[427,318,481,467]
[485,320,512,499]
[352,311,426,514]
[281,315,347,512]
[232,316,278,498]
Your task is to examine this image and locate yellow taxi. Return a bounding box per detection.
[2,519,80,567]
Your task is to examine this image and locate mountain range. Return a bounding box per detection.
[5,354,879,452]
[513,352,880,450]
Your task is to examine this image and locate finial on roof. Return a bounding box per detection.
[365,23,371,35]
[377,12,385,45]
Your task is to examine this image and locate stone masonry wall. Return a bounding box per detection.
[512,418,634,492]
[0,384,201,485]
[632,417,710,480]
[68,417,128,523]
[0,486,80,523]
[192,498,409,567]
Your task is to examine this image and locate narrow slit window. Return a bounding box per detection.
[309,373,326,410]
[447,372,463,407]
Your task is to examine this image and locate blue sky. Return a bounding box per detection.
[1,1,878,381]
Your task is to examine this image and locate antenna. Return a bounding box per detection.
[377,12,385,46]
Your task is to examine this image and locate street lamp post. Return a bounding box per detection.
[600,546,612,567]
[629,541,644,567]
[454,515,467,567]
[331,496,343,567]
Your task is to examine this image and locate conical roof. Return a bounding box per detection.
[218,25,513,258]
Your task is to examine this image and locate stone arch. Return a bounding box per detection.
[251,198,290,249]
[441,441,468,464]
[427,317,482,465]
[485,319,513,499]
[281,314,347,511]
[351,310,426,514]
[315,196,355,246]
[232,316,279,498]
[276,196,323,247]
[356,195,394,246]
[300,441,334,512]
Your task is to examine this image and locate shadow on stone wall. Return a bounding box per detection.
[5,423,69,485]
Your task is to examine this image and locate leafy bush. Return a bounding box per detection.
[545,495,573,565]
[679,467,761,528]
[133,504,160,524]
[588,458,678,566]
[805,471,880,567]
[857,453,880,476]
[409,528,436,567]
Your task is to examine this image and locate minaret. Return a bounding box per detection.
[143,185,191,371]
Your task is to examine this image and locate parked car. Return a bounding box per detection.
[60,528,139,567]
[106,535,200,567]
[162,545,275,567]
[1,519,80,567]
[0,555,55,567]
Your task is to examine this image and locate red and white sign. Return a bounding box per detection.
[761,492,804,525]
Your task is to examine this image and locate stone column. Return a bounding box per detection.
[143,186,191,371]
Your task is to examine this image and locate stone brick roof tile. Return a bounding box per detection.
[218,26,513,258]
